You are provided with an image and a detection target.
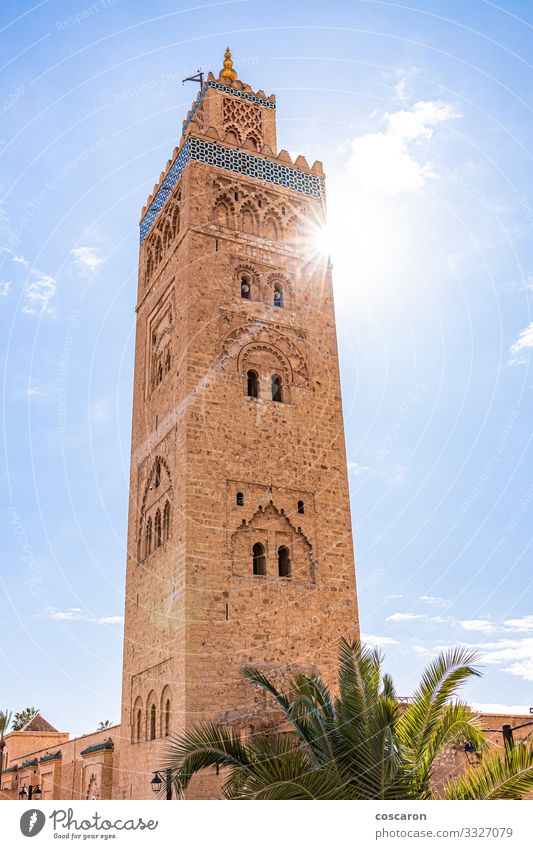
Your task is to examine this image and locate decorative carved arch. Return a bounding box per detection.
[237,340,293,384]
[239,201,259,235]
[213,192,235,228]
[230,502,315,580]
[138,456,173,561]
[221,322,310,387]
[223,124,242,146]
[263,212,280,241]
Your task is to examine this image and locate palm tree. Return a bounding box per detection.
[97,720,113,730]
[164,640,533,800]
[0,710,12,772]
[12,707,38,731]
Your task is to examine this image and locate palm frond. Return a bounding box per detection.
[443,740,533,800]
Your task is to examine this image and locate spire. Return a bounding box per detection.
[219,46,237,81]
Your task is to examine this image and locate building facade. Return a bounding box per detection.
[117,48,359,799]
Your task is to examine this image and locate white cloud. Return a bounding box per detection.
[346,99,459,194]
[460,619,495,633]
[393,66,420,102]
[510,321,533,364]
[23,271,56,314]
[471,702,531,716]
[48,607,122,625]
[0,247,56,314]
[361,633,398,647]
[504,615,533,632]
[91,400,109,423]
[420,594,449,607]
[0,281,11,297]
[386,612,425,622]
[28,386,48,398]
[481,637,533,682]
[70,246,103,275]
[348,460,407,485]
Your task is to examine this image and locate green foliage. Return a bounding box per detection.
[163,640,533,800]
[0,710,12,743]
[97,720,113,730]
[12,707,38,731]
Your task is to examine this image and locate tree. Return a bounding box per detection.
[12,707,38,731]
[164,640,533,800]
[97,720,113,730]
[0,710,12,770]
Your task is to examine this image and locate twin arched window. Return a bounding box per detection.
[246,371,284,402]
[252,543,291,578]
[143,499,171,560]
[238,272,285,307]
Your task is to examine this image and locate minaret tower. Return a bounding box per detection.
[117,50,359,799]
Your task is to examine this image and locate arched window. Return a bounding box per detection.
[252,542,266,576]
[264,216,278,241]
[163,501,171,541]
[145,251,153,283]
[241,207,256,235]
[145,518,153,557]
[273,285,283,308]
[240,274,251,299]
[236,491,244,506]
[164,348,171,374]
[154,461,161,488]
[155,510,162,548]
[247,370,259,398]
[171,204,180,237]
[272,375,283,403]
[136,708,142,742]
[278,546,291,578]
[163,221,172,249]
[298,500,305,515]
[164,699,171,736]
[215,201,230,227]
[150,704,156,740]
[157,361,163,384]
[155,236,163,264]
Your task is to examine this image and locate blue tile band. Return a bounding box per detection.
[140,137,324,244]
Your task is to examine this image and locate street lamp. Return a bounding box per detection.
[150,769,172,800]
[19,784,42,800]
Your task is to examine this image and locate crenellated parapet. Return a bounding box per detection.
[139,50,325,244]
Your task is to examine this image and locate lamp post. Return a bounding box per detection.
[19,784,42,801]
[150,769,172,800]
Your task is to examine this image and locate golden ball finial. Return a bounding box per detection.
[219,46,237,81]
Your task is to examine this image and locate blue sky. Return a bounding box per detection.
[1,0,533,735]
